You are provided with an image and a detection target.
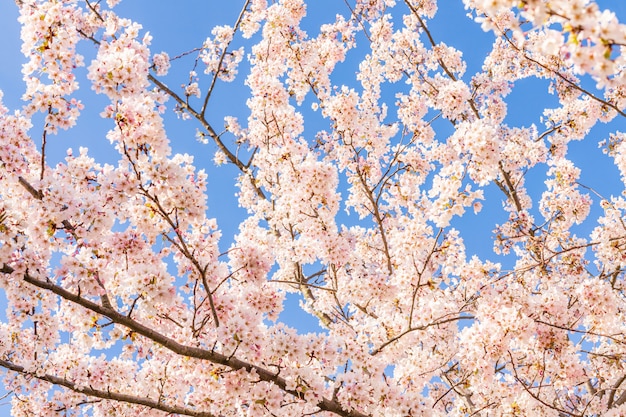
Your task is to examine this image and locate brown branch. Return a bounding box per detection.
[40,110,50,181]
[533,319,626,344]
[507,350,582,417]
[607,374,626,408]
[200,0,251,117]
[0,264,370,417]
[499,30,626,118]
[404,0,529,216]
[18,176,43,200]
[354,163,393,275]
[371,315,473,355]
[496,162,524,213]
[342,0,371,42]
[146,197,220,329]
[271,279,335,292]
[147,74,267,204]
[404,0,480,119]
[0,358,215,417]
[147,76,241,169]
[408,228,443,329]
[440,370,477,413]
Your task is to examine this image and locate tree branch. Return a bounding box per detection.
[0,358,216,417]
[0,263,370,417]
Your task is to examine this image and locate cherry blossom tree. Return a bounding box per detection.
[1,0,626,415]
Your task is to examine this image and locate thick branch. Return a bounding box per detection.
[0,264,370,417]
[0,359,215,417]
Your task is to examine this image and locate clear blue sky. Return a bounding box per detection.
[0,0,625,412]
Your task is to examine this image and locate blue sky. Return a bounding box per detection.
[0,0,625,412]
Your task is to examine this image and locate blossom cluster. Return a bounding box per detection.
[200,25,244,82]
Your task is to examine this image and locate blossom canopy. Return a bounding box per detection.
[1,0,626,416]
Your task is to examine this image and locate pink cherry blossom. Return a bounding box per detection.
[1,1,626,416]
